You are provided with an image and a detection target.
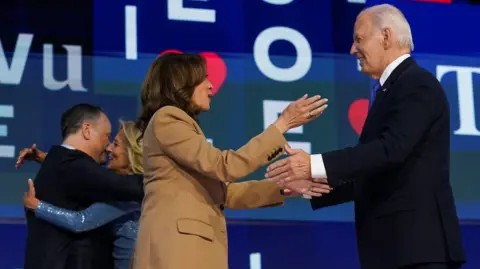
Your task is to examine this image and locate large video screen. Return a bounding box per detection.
[0,0,478,221]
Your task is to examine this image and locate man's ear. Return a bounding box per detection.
[81,122,92,140]
[382,27,393,49]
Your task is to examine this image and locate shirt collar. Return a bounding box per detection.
[379,54,410,86]
[61,144,76,150]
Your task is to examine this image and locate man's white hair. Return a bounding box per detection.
[359,4,414,51]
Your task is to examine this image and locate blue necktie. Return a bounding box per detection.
[369,80,381,109]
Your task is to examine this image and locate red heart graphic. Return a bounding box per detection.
[159,50,227,95]
[348,99,370,135]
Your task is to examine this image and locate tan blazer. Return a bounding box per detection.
[134,106,287,269]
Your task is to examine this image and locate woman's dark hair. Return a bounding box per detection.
[136,52,207,139]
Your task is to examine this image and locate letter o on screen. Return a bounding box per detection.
[253,26,312,82]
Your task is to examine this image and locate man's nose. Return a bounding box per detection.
[350,43,357,55]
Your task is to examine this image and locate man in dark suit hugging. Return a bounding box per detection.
[23,104,144,269]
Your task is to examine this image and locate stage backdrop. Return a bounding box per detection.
[0,0,479,221]
[1,1,480,269]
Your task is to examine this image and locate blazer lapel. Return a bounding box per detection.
[361,57,416,137]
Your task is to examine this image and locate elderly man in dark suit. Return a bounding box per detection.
[266,4,466,269]
[22,104,144,269]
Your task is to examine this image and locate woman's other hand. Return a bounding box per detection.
[16,144,46,169]
[23,179,40,210]
[273,94,328,133]
[281,189,301,198]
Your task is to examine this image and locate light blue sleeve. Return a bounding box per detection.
[35,201,140,232]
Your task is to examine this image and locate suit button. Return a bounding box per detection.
[219,204,225,210]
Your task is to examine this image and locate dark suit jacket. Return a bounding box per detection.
[24,146,144,269]
[311,58,466,269]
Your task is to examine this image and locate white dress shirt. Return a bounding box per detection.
[310,54,411,180]
[61,144,76,150]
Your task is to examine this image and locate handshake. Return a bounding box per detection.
[265,144,332,199]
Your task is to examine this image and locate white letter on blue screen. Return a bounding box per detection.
[262,0,295,5]
[254,27,311,82]
[436,65,480,136]
[0,105,14,158]
[0,34,33,85]
[250,252,262,269]
[125,5,138,60]
[168,0,215,23]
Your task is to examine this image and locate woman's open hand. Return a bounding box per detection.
[273,94,328,133]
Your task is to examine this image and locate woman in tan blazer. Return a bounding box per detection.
[133,53,329,269]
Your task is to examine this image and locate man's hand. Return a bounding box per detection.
[265,144,311,184]
[283,178,332,197]
[16,144,46,169]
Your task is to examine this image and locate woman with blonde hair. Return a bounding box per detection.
[21,120,143,269]
[134,53,330,269]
